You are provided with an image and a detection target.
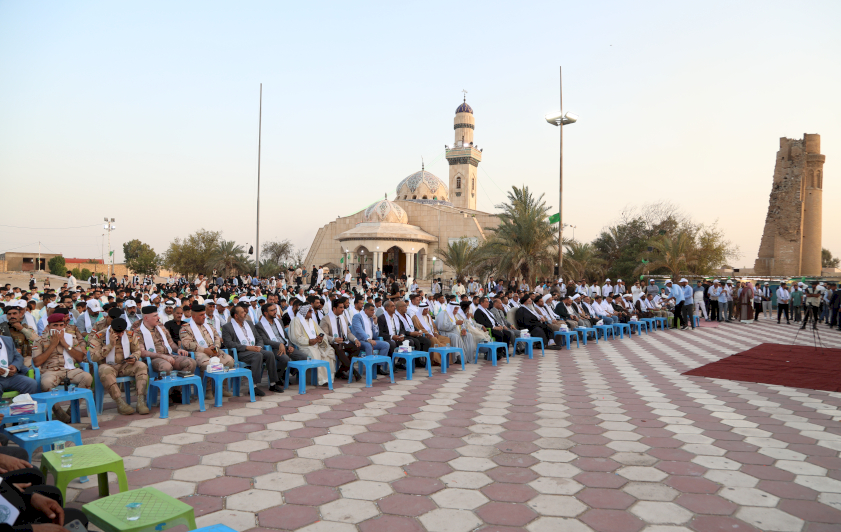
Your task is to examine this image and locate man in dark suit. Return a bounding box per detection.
[222,304,283,396]
[474,297,514,348]
[514,295,555,348]
[395,301,432,354]
[254,303,308,387]
[554,295,586,329]
[376,300,406,369]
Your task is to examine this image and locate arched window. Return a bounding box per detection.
[422,195,428,199]
[456,176,462,189]
[412,195,417,199]
[472,178,475,190]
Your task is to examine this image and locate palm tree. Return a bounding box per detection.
[563,241,605,281]
[437,239,484,283]
[210,240,248,277]
[635,232,696,278]
[484,186,556,284]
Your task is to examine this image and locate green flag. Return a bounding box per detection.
[339,257,344,264]
[548,213,560,224]
[109,251,113,256]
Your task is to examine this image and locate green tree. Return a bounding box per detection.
[262,239,294,265]
[563,242,605,281]
[123,239,160,277]
[483,185,557,284]
[47,256,66,276]
[822,248,840,269]
[80,268,92,280]
[636,231,697,278]
[210,240,248,277]
[162,229,221,278]
[437,239,484,283]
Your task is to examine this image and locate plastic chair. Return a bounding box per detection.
[6,420,82,457]
[0,403,48,425]
[576,327,598,345]
[639,318,656,332]
[476,342,509,366]
[628,321,647,335]
[1,369,38,399]
[86,352,135,414]
[82,486,196,532]
[612,323,631,339]
[146,357,205,419]
[40,443,128,501]
[348,355,394,387]
[514,337,544,358]
[428,347,464,373]
[594,324,615,340]
[32,385,99,430]
[284,360,333,394]
[553,330,579,350]
[653,316,669,330]
[392,351,432,380]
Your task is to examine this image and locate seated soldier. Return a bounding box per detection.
[88,317,149,415]
[132,305,197,402]
[179,302,234,400]
[31,313,94,423]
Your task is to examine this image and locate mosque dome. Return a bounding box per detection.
[363,199,408,224]
[456,102,473,114]
[396,170,450,202]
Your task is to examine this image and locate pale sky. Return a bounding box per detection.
[1,1,839,268]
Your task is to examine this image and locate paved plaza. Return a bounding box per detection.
[45,322,841,532]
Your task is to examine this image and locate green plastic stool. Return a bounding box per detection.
[40,443,128,501]
[1,369,35,399]
[83,487,197,532]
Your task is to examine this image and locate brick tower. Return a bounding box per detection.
[445,95,482,210]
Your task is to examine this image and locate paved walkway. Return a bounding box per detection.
[47,320,841,532]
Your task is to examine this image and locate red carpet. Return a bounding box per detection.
[683,343,841,392]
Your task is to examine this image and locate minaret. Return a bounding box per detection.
[801,133,824,276]
[445,92,482,210]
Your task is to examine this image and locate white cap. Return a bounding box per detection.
[216,298,228,307]
[726,280,733,284]
[86,300,102,312]
[665,280,672,284]
[605,278,611,282]
[47,302,59,309]
[764,282,770,285]
[240,296,250,303]
[713,279,720,283]
[679,278,688,283]
[124,300,137,308]
[617,279,622,283]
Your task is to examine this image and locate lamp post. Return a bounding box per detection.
[563,223,577,242]
[545,66,578,278]
[103,218,116,278]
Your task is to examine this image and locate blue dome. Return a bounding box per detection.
[455,102,473,114]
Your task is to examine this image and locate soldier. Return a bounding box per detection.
[131,305,197,386]
[0,301,37,365]
[32,313,93,422]
[88,317,150,415]
[179,302,234,400]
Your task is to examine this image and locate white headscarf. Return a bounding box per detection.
[296,306,317,339]
[104,326,131,364]
[139,322,173,354]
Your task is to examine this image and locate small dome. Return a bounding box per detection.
[456,102,473,114]
[363,199,408,224]
[396,170,449,202]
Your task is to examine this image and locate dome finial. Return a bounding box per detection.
[421,156,424,172]
[385,192,387,200]
[462,89,467,103]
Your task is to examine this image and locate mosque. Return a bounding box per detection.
[303,97,499,280]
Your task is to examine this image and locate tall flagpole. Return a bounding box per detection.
[558,66,564,278]
[256,83,263,278]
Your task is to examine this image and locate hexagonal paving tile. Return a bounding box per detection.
[225,488,283,512]
[320,498,379,523]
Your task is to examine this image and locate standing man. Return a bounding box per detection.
[693,281,708,321]
[759,282,773,319]
[66,271,77,291]
[776,282,791,324]
[801,281,822,330]
[666,280,685,329]
[679,279,695,330]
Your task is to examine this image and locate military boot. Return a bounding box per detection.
[136,395,150,415]
[52,404,71,423]
[110,385,135,415]
[222,381,233,398]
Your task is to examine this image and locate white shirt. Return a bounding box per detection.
[776,287,791,303]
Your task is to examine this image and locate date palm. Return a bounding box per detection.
[563,241,605,281]
[437,239,484,284]
[635,232,696,278]
[210,240,248,277]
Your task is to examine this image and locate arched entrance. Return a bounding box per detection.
[383,246,403,278]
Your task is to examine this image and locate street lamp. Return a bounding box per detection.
[544,66,578,278]
[563,223,577,241]
[103,217,116,278]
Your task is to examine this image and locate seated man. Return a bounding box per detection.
[222,304,283,396]
[132,305,197,401]
[288,305,337,386]
[32,313,93,422]
[319,297,362,381]
[474,297,514,348]
[88,318,149,415]
[350,303,392,362]
[0,307,39,397]
[514,295,555,347]
[588,296,615,325]
[179,303,235,399]
[255,302,308,387]
[395,301,432,355]
[555,295,587,329]
[377,301,405,367]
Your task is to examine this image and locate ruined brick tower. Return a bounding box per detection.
[754,134,825,277]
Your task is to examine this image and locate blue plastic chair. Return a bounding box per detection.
[429,347,464,373]
[284,360,333,394]
[514,337,544,358]
[628,321,647,335]
[476,342,509,366]
[348,355,394,387]
[639,318,656,332]
[392,351,432,380]
[0,403,48,426]
[576,327,598,345]
[594,324,615,340]
[553,330,579,350]
[146,357,205,418]
[86,352,135,414]
[6,420,82,456]
[653,316,669,330]
[612,323,631,339]
[32,387,99,430]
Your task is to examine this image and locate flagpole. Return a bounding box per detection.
[256,83,262,278]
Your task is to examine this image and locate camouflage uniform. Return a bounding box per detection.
[88,329,149,392]
[32,330,94,391]
[130,320,197,374]
[179,322,234,369]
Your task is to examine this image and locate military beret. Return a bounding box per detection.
[108,308,124,319]
[47,313,65,323]
[111,318,128,332]
[191,303,205,312]
[141,306,158,315]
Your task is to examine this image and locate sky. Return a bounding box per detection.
[1,1,840,268]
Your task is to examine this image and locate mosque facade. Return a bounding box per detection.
[303,98,499,280]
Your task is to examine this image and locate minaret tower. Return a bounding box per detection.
[801,133,824,276]
[445,91,482,210]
